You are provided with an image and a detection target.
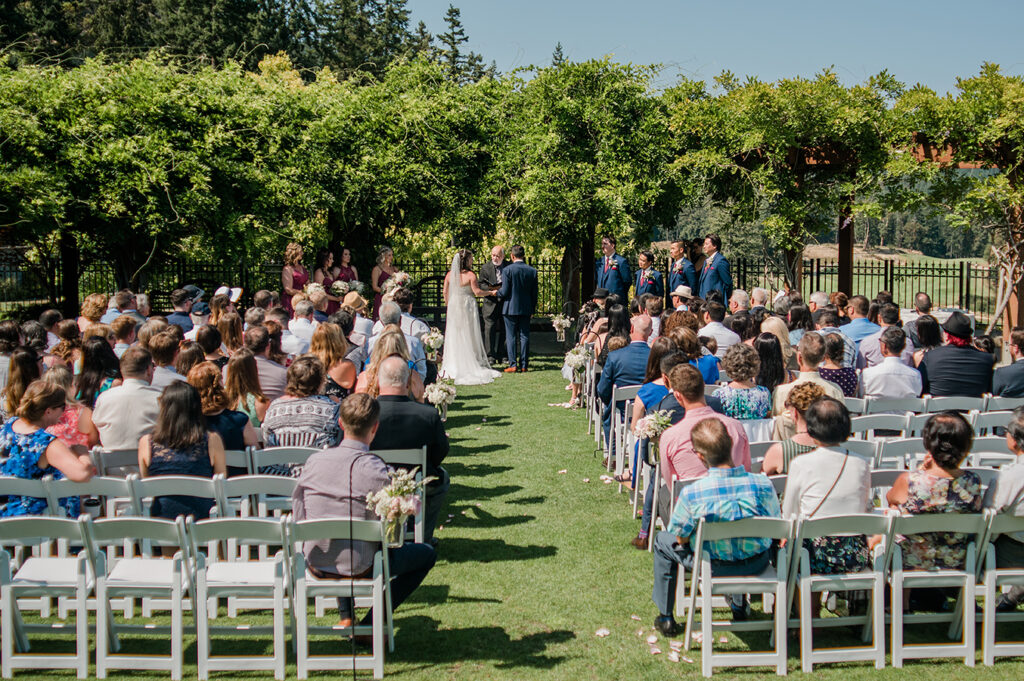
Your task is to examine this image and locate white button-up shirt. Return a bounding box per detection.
[860,356,923,399]
[698,321,740,358]
[91,378,161,451]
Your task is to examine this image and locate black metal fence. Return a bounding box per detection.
[0,251,1005,329]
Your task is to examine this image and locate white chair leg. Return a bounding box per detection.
[701,578,713,678]
[171,579,183,681]
[373,577,384,679]
[873,573,885,669]
[197,574,209,681]
[891,579,903,668]
[983,574,997,666]
[1,585,13,678]
[75,587,88,679]
[274,580,286,681]
[963,577,976,667]
[295,580,308,680]
[775,582,787,675]
[800,578,813,673]
[95,581,108,679]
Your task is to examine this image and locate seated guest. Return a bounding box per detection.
[857,303,915,368]
[620,338,678,488]
[994,327,1024,398]
[0,320,20,394]
[984,407,1024,611]
[595,303,629,366]
[266,307,309,358]
[109,314,137,359]
[196,325,229,370]
[149,331,187,390]
[135,293,152,319]
[288,300,319,344]
[860,327,922,399]
[49,320,82,371]
[253,289,276,312]
[343,293,374,351]
[355,329,425,402]
[184,301,211,341]
[813,309,857,367]
[225,348,271,427]
[310,323,357,402]
[884,412,983,576]
[291,393,436,631]
[818,332,859,397]
[100,290,145,325]
[659,364,751,488]
[216,311,244,355]
[174,341,206,379]
[771,332,844,440]
[165,288,198,332]
[88,346,161,452]
[646,297,664,344]
[760,316,797,370]
[367,303,427,380]
[713,344,771,420]
[919,311,995,397]
[843,295,881,345]
[370,356,450,545]
[698,302,739,358]
[134,318,169,351]
[762,383,827,475]
[912,314,942,367]
[598,315,652,446]
[243,307,265,331]
[903,292,932,348]
[754,332,796,394]
[1,380,96,517]
[651,418,781,633]
[669,327,719,385]
[329,308,366,368]
[245,325,287,401]
[39,309,63,352]
[78,293,108,333]
[1,347,41,423]
[138,382,226,521]
[309,289,330,324]
[788,303,815,348]
[371,288,429,340]
[262,356,342,472]
[782,398,872,577]
[41,366,91,455]
[21,321,59,369]
[187,361,257,459]
[75,336,122,408]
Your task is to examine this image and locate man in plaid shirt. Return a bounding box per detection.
[651,418,781,635]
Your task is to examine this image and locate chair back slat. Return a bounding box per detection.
[989,512,1024,535]
[867,397,927,414]
[844,397,866,414]
[0,515,84,543]
[289,518,385,544]
[891,512,987,536]
[90,447,139,476]
[374,447,427,468]
[842,440,879,461]
[988,396,1024,411]
[87,516,185,545]
[696,516,792,542]
[132,475,218,499]
[796,512,891,541]
[219,475,298,498]
[252,446,319,469]
[610,384,642,403]
[927,396,987,413]
[188,517,287,544]
[223,449,252,474]
[870,469,904,488]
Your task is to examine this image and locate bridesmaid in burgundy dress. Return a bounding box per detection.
[313,249,341,314]
[370,246,396,320]
[280,242,309,315]
[332,247,359,283]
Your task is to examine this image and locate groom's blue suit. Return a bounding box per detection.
[497,260,538,371]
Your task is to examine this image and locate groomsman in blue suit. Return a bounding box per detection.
[667,239,697,294]
[697,233,733,302]
[634,251,664,298]
[595,235,631,301]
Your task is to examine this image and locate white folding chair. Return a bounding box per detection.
[849,413,909,440]
[130,475,219,525]
[972,410,1013,436]
[89,447,140,476]
[742,418,775,444]
[749,442,779,474]
[866,397,927,415]
[987,396,1024,411]
[870,469,904,505]
[288,518,392,680]
[928,396,988,413]
[981,511,1024,665]
[787,513,892,671]
[609,384,641,476]
[875,438,922,469]
[844,397,866,415]
[373,447,428,544]
[888,512,989,667]
[0,516,92,679]
[905,412,934,437]
[769,475,787,496]
[82,516,192,680]
[842,440,879,464]
[187,517,290,680]
[962,467,1001,494]
[0,476,63,618]
[682,517,793,677]
[223,448,254,475]
[251,446,320,477]
[971,436,1015,467]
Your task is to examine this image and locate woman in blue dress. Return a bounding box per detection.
[618,338,678,487]
[0,380,96,517]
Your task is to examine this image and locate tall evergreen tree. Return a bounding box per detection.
[410,20,433,59]
[551,42,565,66]
[375,0,410,63]
[437,4,466,80]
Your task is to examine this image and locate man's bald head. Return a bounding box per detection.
[630,314,652,341]
[378,355,411,394]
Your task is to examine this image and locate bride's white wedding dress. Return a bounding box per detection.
[440,253,501,385]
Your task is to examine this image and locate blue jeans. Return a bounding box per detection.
[337,543,437,621]
[651,531,770,617]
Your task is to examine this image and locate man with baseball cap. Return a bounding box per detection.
[919,310,995,397]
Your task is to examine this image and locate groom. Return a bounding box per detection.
[497,244,538,373]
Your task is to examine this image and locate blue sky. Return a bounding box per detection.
[410,0,1024,93]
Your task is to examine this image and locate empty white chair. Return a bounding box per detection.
[866,396,927,414]
[988,395,1024,411]
[981,511,1024,665]
[187,517,290,680]
[875,438,923,469]
[928,396,988,413]
[971,436,1015,467]
[89,447,140,476]
[682,517,793,677]
[788,513,892,671]
[972,410,1014,436]
[844,397,867,415]
[888,512,989,667]
[0,516,92,679]
[289,518,393,680]
[82,516,191,680]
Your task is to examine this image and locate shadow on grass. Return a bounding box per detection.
[390,615,575,669]
[449,482,522,501]
[443,506,534,529]
[444,463,514,479]
[405,584,503,606]
[444,413,511,429]
[454,443,511,455]
[506,495,546,505]
[436,537,557,564]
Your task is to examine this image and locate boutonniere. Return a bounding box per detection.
[609,262,619,271]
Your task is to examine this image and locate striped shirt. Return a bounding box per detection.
[667,466,781,562]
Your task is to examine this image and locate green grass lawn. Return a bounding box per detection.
[19,348,1024,678]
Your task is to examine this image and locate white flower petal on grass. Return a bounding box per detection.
[646,634,658,644]
[636,629,645,638]
[582,478,590,483]
[667,651,680,662]
[557,469,568,474]
[475,427,482,431]
[719,636,728,644]
[482,417,487,422]
[649,646,662,655]
[669,640,683,651]
[630,614,642,621]
[691,632,703,643]
[681,655,694,663]
[594,628,611,638]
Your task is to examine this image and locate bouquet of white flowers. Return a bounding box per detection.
[564,345,591,377]
[424,377,457,420]
[349,280,366,296]
[382,271,411,300]
[422,327,445,360]
[330,280,350,296]
[304,282,326,297]
[635,410,674,441]
[366,467,436,545]
[551,314,573,342]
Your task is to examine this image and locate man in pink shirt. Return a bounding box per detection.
[659,363,751,487]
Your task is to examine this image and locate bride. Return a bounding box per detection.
[441,250,501,385]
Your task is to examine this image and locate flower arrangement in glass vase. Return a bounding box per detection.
[304,282,326,297]
[423,376,457,421]
[330,280,350,297]
[563,345,591,379]
[381,271,411,301]
[635,410,673,445]
[551,314,573,342]
[422,327,445,361]
[366,467,436,546]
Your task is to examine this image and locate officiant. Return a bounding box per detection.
[479,245,508,365]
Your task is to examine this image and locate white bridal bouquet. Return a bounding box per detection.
[422,327,445,360]
[303,282,326,297]
[424,377,457,420]
[635,410,673,441]
[551,314,573,341]
[382,271,411,300]
[330,280,350,296]
[366,467,435,545]
[563,345,591,377]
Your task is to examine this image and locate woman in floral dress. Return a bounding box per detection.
[713,344,771,420]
